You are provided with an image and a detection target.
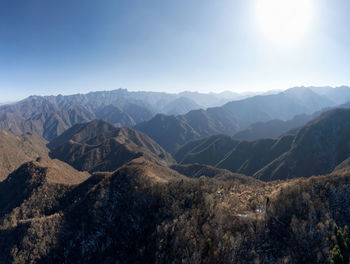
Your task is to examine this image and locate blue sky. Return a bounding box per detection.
[1,0,350,101]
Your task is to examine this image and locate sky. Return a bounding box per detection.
[0,0,350,101]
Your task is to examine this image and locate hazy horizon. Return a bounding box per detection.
[1,0,350,101]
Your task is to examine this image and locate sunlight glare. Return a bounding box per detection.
[256,0,313,45]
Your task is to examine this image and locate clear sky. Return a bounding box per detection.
[1,0,350,101]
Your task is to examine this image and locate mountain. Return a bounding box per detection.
[310,85,350,105]
[0,96,96,140]
[175,134,294,176]
[175,108,350,181]
[48,119,174,172]
[1,148,350,263]
[135,114,201,154]
[137,87,340,153]
[233,114,311,140]
[162,97,201,115]
[0,130,49,181]
[0,88,253,141]
[254,108,350,181]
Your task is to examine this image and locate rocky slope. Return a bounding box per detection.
[0,131,49,181]
[176,108,350,181]
[175,134,294,176]
[48,119,175,172]
[255,108,350,180]
[1,152,350,263]
[137,87,343,153]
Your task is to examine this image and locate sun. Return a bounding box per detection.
[256,0,313,45]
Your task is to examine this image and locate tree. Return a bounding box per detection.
[331,226,350,264]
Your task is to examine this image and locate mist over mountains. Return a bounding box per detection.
[1,85,350,263]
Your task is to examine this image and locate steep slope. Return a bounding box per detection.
[48,119,175,172]
[137,87,337,152]
[255,108,350,181]
[174,134,239,166]
[1,151,350,263]
[175,134,294,176]
[135,114,201,154]
[233,114,311,140]
[0,96,95,140]
[162,97,201,115]
[0,88,252,141]
[310,85,350,105]
[0,157,90,264]
[0,131,49,181]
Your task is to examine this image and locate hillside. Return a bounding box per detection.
[233,114,311,140]
[137,87,343,153]
[0,151,350,263]
[175,134,294,176]
[0,89,246,141]
[0,131,49,181]
[135,114,201,154]
[255,108,350,180]
[48,119,175,172]
[175,108,350,181]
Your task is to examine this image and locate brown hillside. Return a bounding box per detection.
[48,120,175,172]
[0,131,49,181]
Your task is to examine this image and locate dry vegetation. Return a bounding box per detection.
[0,131,49,181]
[1,155,349,263]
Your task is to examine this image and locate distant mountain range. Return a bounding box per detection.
[137,86,350,152]
[176,108,350,180]
[0,88,259,141]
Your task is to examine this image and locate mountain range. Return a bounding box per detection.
[176,108,350,181]
[1,86,350,263]
[0,130,350,263]
[0,88,256,141]
[137,86,350,152]
[48,119,174,172]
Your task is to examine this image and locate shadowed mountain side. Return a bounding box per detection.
[174,135,239,166]
[135,114,201,154]
[175,134,294,176]
[0,157,90,264]
[137,87,341,153]
[254,108,350,181]
[0,131,49,181]
[48,120,175,172]
[2,154,350,263]
[233,114,311,140]
[0,158,90,223]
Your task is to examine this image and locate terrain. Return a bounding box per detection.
[175,108,350,181]
[1,151,350,263]
[1,86,350,263]
[0,131,49,181]
[48,119,174,172]
[1,86,350,151]
[137,86,350,153]
[0,89,249,141]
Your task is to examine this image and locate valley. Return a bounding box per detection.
[0,86,350,263]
